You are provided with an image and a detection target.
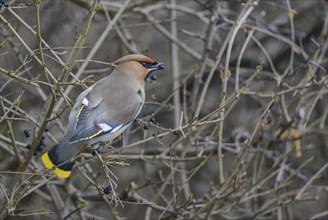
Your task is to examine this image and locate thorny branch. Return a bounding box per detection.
[0,0,327,219]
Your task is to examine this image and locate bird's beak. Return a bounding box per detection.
[144,61,164,81]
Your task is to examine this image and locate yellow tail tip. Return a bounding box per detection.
[41,152,72,178]
[53,167,71,179]
[41,152,54,169]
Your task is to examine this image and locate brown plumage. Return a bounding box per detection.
[41,54,164,178]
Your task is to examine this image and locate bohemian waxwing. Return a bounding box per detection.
[41,54,164,178]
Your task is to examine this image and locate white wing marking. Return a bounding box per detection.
[110,124,124,133]
[82,97,89,106]
[97,123,112,132]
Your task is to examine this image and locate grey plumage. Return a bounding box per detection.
[41,54,164,178]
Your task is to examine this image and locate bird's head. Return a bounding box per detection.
[114,54,164,81]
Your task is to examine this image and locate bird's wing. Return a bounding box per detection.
[69,85,144,143]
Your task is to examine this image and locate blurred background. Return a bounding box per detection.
[0,0,327,219]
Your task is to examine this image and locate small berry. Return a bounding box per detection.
[150,75,157,81]
[0,1,9,8]
[36,144,44,152]
[45,127,49,132]
[103,186,112,195]
[173,130,179,135]
[23,129,30,138]
[149,117,155,123]
[143,124,149,130]
[26,144,32,149]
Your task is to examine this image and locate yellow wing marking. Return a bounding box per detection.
[76,105,85,119]
[84,130,103,140]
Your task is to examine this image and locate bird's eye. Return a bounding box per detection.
[140,61,148,68]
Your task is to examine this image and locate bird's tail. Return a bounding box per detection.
[41,140,75,178]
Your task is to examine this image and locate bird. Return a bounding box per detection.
[41,54,164,178]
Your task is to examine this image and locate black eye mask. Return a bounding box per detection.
[139,61,155,69]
